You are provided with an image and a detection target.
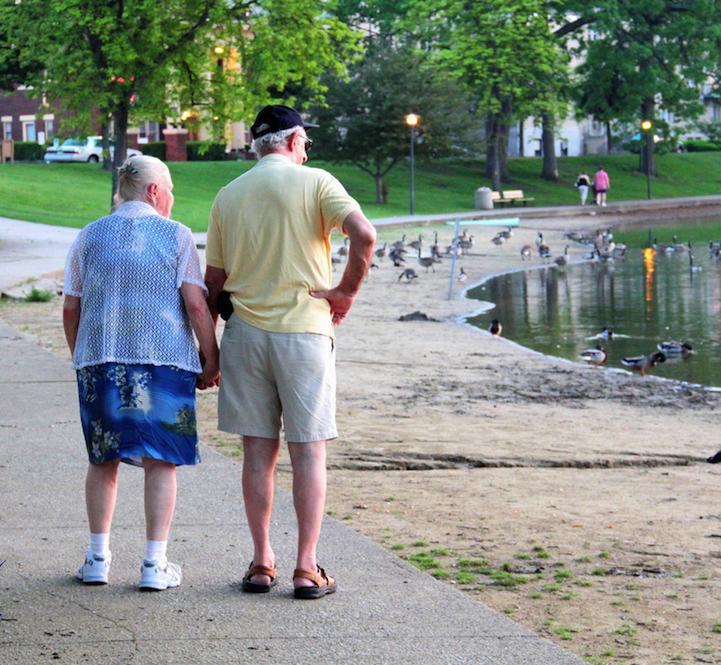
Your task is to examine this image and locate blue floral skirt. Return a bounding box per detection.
[76,363,201,467]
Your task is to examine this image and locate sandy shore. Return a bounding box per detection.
[5,210,721,664]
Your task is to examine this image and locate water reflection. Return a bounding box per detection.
[467,248,721,388]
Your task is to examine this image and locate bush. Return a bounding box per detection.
[141,142,166,160]
[187,141,227,161]
[12,141,45,161]
[683,139,721,152]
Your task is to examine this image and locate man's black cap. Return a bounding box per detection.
[250,105,319,139]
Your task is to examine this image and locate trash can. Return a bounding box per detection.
[475,187,493,210]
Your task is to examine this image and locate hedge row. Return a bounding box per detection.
[683,140,721,152]
[139,141,229,161]
[10,141,46,161]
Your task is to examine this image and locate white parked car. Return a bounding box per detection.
[44,136,142,163]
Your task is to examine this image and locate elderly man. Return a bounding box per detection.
[205,105,376,599]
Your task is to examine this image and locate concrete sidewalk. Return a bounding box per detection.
[0,216,586,662]
[0,319,582,664]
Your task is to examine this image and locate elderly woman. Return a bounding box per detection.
[63,155,219,591]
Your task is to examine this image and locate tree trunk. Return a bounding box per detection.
[605,120,613,154]
[101,123,111,171]
[640,96,656,176]
[374,174,385,204]
[541,113,559,182]
[111,100,129,208]
[499,95,512,183]
[518,119,525,157]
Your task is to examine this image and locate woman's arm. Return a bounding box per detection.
[63,295,82,355]
[180,283,220,389]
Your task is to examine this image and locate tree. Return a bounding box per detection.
[403,0,558,192]
[309,38,473,203]
[2,0,359,202]
[570,0,721,175]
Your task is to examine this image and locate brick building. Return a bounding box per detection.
[0,86,61,144]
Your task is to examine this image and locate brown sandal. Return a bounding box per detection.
[293,565,337,599]
[242,562,278,593]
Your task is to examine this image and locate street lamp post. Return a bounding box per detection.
[641,120,653,200]
[405,114,419,215]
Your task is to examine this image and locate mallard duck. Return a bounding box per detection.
[521,245,532,260]
[657,341,693,355]
[621,351,666,376]
[398,268,418,282]
[489,319,502,339]
[579,344,608,368]
[600,327,614,341]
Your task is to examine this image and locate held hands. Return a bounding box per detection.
[310,287,355,326]
[197,353,220,390]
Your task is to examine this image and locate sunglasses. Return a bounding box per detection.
[299,135,313,151]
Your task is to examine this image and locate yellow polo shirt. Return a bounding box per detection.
[206,154,360,338]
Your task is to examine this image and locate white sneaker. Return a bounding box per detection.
[139,559,182,591]
[77,551,111,585]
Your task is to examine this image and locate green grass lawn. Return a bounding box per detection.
[2,152,721,232]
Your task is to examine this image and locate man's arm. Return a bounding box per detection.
[204,265,228,327]
[311,209,376,326]
[180,282,220,389]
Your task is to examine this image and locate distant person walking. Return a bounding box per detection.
[63,155,219,591]
[575,171,592,205]
[205,105,376,599]
[594,167,610,206]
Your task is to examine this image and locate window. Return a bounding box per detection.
[3,122,11,140]
[45,119,54,138]
[23,121,36,142]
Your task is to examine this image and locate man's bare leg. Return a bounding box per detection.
[242,436,281,585]
[288,440,327,588]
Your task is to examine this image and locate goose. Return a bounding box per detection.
[489,319,502,339]
[564,232,583,242]
[338,236,349,258]
[457,267,467,282]
[579,344,608,368]
[553,245,570,268]
[672,235,689,252]
[690,254,702,272]
[408,234,424,251]
[430,232,442,259]
[657,341,693,355]
[491,234,505,247]
[388,247,407,262]
[536,232,544,248]
[392,234,407,250]
[417,248,440,273]
[520,245,532,261]
[331,255,341,271]
[398,268,418,282]
[652,237,673,254]
[374,242,387,260]
[458,235,475,255]
[391,254,406,267]
[538,243,551,263]
[499,226,513,240]
[621,351,666,376]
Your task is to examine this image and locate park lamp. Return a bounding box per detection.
[641,120,653,200]
[404,114,419,215]
[214,46,225,55]
[641,120,653,131]
[405,113,419,127]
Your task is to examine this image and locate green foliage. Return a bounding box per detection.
[490,570,527,587]
[141,142,166,160]
[456,571,476,584]
[25,287,54,302]
[684,140,721,153]
[408,552,441,569]
[187,141,227,162]
[13,142,45,161]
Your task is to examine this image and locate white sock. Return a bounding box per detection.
[145,540,167,565]
[88,533,110,558]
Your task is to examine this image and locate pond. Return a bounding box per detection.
[466,235,721,389]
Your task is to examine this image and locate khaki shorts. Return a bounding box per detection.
[218,315,337,442]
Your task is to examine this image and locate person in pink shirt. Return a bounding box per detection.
[594,167,610,206]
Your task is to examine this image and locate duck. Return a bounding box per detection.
[489,319,502,339]
[553,245,570,268]
[600,327,614,341]
[398,268,418,282]
[374,242,387,260]
[657,341,693,355]
[521,245,532,261]
[457,267,467,282]
[578,344,608,368]
[621,351,666,376]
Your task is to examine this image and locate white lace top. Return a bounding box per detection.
[63,200,207,372]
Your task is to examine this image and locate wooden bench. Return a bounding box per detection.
[491,191,511,206]
[501,190,535,206]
